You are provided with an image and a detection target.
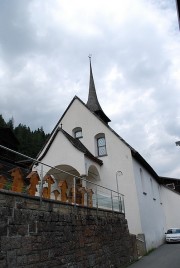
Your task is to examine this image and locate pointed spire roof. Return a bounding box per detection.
[86,56,111,124]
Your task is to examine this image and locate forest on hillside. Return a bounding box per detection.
[0,114,50,158]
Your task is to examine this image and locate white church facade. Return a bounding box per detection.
[36,59,180,252]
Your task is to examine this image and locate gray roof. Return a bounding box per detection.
[38,127,103,166]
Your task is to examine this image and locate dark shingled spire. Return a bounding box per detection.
[86,56,111,124]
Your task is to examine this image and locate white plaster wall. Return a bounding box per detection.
[58,98,142,235]
[161,186,180,230]
[38,130,86,175]
[132,158,166,251]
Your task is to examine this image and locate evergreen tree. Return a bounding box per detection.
[0,114,49,158]
[0,114,7,128]
[6,117,14,131]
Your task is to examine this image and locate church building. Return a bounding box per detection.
[36,58,180,252]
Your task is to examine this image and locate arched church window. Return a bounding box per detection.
[72,127,83,139]
[95,133,107,157]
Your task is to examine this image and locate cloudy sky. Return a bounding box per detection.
[0,0,180,178]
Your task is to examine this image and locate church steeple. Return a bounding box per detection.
[86,56,111,124]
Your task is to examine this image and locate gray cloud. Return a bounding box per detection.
[0,0,180,178]
[0,1,36,60]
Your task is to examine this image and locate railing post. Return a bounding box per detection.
[73,177,76,206]
[111,190,113,211]
[40,164,43,206]
[95,186,98,210]
[122,196,125,214]
[118,194,122,213]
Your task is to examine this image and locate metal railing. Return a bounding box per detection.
[0,144,125,213]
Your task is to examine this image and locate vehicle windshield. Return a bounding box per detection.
[167,229,180,234]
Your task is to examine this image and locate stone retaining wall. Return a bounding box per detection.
[0,190,137,268]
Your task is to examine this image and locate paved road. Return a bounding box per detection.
[128,243,180,268]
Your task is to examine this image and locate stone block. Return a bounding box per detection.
[40,249,49,261]
[17,255,27,266]
[0,259,7,268]
[7,250,16,266]
[0,221,7,236]
[1,237,21,251]
[29,221,37,233]
[17,224,28,236]
[50,211,59,222]
[27,253,40,264]
[87,254,96,267]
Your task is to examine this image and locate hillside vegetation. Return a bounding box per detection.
[0,114,49,158]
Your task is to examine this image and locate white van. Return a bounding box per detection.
[165,228,180,243]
